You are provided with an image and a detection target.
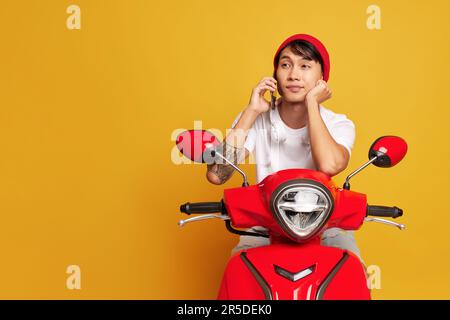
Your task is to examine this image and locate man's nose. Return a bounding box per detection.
[288,67,303,81]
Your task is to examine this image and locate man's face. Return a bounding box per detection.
[275,46,323,102]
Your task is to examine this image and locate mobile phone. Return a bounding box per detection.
[271,90,277,109]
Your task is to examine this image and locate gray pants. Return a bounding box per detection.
[231,227,364,266]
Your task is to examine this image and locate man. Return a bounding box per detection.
[206,34,362,263]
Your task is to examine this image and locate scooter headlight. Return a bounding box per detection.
[271,180,334,242]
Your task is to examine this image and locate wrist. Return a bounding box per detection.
[245,104,263,116]
[306,97,319,109]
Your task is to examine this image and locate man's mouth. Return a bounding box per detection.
[286,86,304,93]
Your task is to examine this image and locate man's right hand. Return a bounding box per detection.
[247,77,278,114]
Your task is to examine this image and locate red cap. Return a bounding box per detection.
[273,34,330,82]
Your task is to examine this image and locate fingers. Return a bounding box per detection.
[256,85,276,95]
[261,76,277,84]
[260,77,277,90]
[316,80,332,96]
[254,77,277,95]
[316,79,328,88]
[309,80,332,104]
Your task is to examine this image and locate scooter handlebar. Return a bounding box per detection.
[180,201,224,215]
[366,205,403,219]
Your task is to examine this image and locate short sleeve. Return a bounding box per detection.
[231,112,256,154]
[328,114,356,157]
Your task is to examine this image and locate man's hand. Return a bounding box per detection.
[306,80,332,105]
[206,147,250,185]
[247,77,278,114]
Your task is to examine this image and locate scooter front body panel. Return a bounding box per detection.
[217,241,370,300]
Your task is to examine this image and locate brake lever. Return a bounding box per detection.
[178,214,230,227]
[365,217,406,230]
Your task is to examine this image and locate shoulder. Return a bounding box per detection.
[319,105,355,128]
[231,110,269,129]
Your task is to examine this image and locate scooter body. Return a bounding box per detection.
[218,242,370,300]
[218,168,370,300]
[176,131,407,300]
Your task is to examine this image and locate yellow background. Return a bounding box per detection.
[0,0,449,299]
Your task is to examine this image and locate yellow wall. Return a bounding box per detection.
[0,0,449,299]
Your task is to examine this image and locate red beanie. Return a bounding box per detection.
[273,34,330,82]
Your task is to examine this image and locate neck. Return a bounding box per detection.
[278,98,311,129]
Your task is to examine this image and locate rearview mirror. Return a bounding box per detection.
[176,130,220,163]
[175,129,250,186]
[369,136,408,168]
[344,135,408,190]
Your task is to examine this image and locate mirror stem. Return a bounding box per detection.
[343,156,378,190]
[212,150,249,187]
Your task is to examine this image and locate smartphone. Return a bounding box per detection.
[271,90,277,110]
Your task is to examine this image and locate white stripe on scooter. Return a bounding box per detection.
[306,284,313,300]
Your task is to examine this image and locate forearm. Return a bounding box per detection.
[206,107,259,185]
[306,99,349,176]
[225,107,260,147]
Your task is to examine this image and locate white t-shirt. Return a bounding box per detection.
[231,104,355,183]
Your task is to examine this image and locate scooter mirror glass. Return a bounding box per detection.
[176,130,221,163]
[369,136,408,168]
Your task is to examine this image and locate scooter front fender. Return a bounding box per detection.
[217,241,370,300]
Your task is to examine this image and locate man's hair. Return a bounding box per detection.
[273,40,324,78]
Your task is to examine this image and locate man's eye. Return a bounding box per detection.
[302,65,311,69]
[281,63,289,68]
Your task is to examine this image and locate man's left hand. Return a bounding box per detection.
[306,80,332,105]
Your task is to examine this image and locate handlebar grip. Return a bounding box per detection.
[180,202,223,215]
[366,205,403,218]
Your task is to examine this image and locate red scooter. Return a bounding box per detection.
[176,130,407,300]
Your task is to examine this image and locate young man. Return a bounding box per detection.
[206,34,362,262]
